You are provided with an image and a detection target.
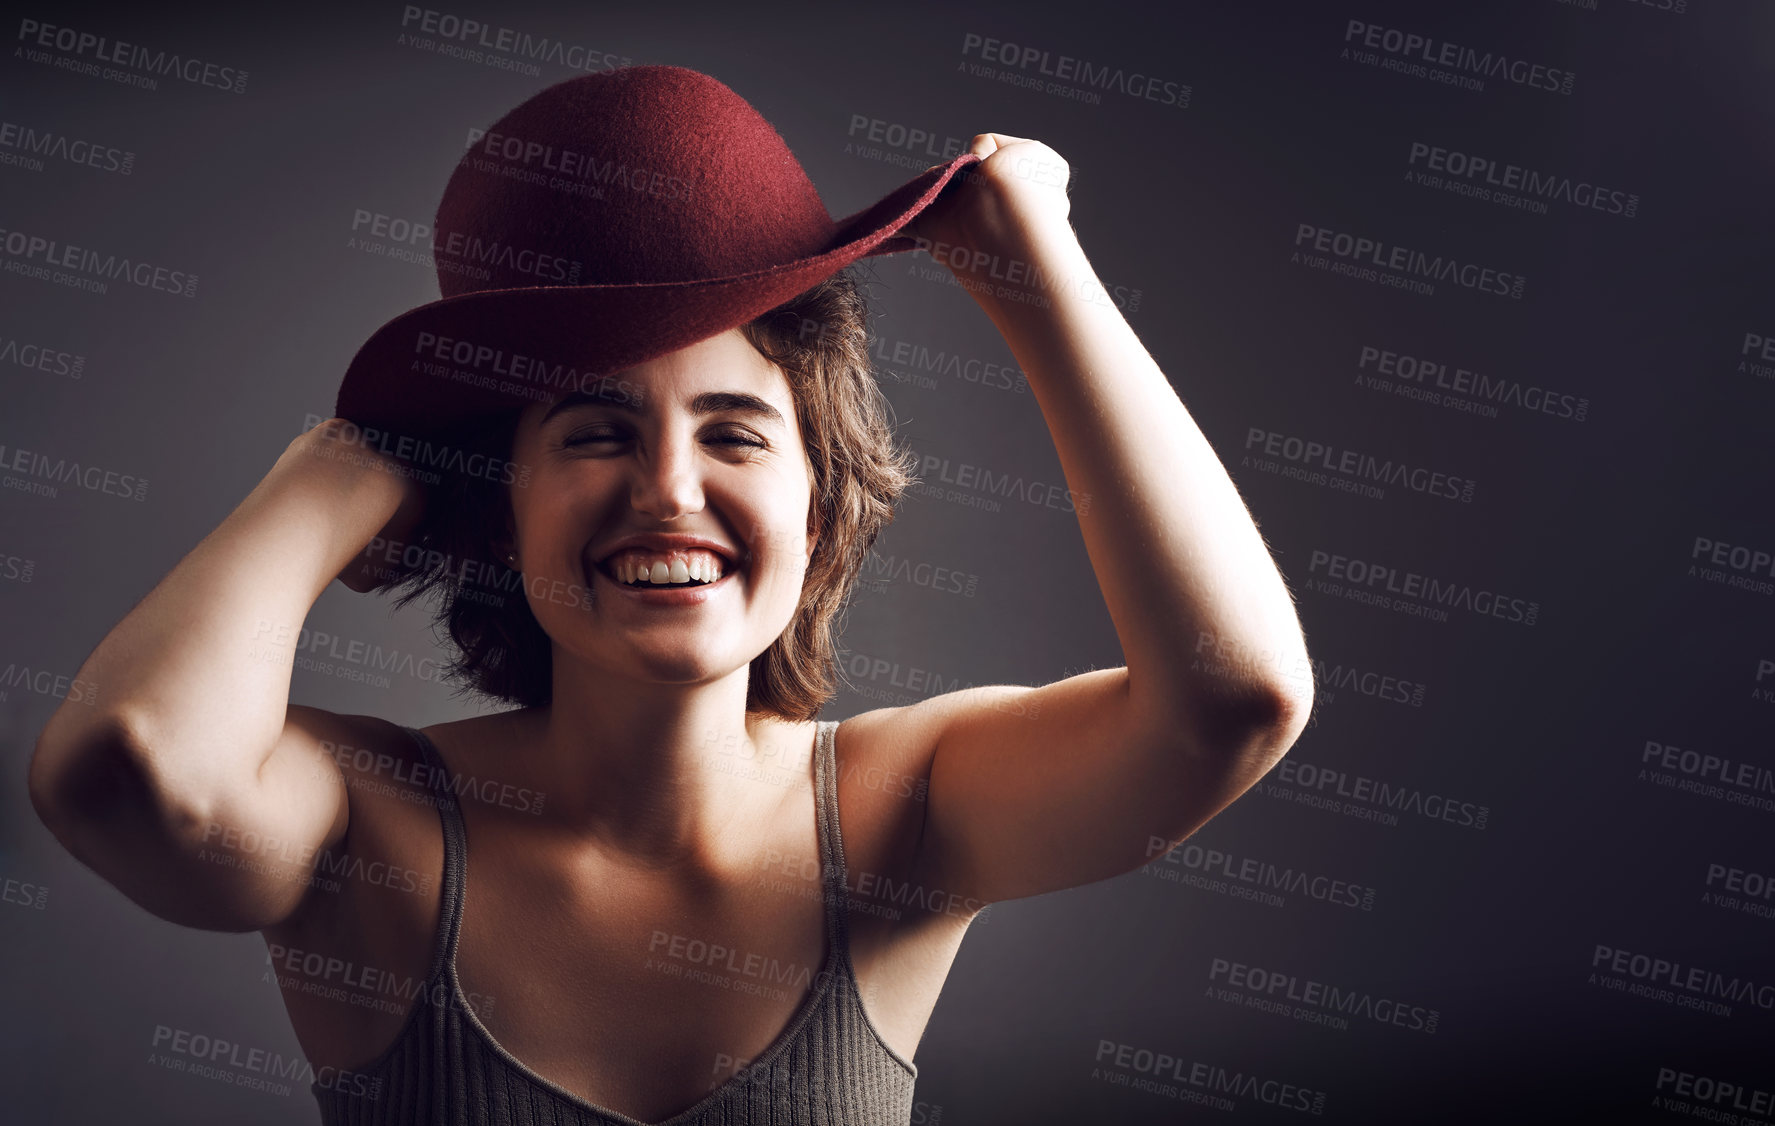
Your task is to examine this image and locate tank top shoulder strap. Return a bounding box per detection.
[811,718,853,962]
[396,725,468,982]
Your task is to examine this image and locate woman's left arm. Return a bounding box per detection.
[884,134,1315,907]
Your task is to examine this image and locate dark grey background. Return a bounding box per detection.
[3,0,1771,1122]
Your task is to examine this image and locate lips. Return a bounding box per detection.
[597,548,728,586]
[591,534,740,570]
[587,551,737,604]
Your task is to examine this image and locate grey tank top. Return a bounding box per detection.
[312,718,918,1126]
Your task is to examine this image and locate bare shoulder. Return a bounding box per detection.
[311,704,550,846]
[831,703,945,786]
[835,679,1049,763]
[828,705,951,907]
[284,702,423,767]
[830,681,1046,817]
[266,704,443,932]
[258,706,461,1072]
[829,703,986,1056]
[406,705,539,768]
[283,703,449,826]
[831,678,1072,907]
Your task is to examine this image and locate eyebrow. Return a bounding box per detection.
[541,387,785,428]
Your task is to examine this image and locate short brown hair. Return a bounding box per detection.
[374,269,920,722]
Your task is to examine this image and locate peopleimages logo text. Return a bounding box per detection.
[959,33,1189,107]
[1295,224,1524,299]
[16,18,250,92]
[1343,20,1574,94]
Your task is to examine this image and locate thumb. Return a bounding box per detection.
[971,133,1030,159]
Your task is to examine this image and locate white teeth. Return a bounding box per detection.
[606,550,726,585]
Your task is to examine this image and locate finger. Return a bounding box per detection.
[925,138,993,176]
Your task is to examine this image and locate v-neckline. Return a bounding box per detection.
[442,720,843,1126]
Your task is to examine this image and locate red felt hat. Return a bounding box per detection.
[333,65,978,440]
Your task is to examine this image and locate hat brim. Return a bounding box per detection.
[334,151,980,440]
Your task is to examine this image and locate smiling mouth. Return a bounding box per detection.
[594,549,733,589]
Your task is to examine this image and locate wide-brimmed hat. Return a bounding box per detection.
[332,65,978,440]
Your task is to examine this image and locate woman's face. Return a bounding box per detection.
[505,328,819,686]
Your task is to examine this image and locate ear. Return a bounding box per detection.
[805,506,822,562]
[802,449,823,561]
[493,509,520,568]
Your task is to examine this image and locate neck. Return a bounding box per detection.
[500,652,814,873]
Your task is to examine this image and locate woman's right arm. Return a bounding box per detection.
[26,418,426,933]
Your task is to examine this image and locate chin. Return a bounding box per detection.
[598,636,758,686]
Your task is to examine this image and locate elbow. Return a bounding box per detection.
[1255,683,1312,771]
[1188,679,1313,778]
[1245,677,1313,758]
[1140,684,1312,850]
[1257,677,1314,747]
[30,705,168,852]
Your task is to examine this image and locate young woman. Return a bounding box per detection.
[28,67,1313,1126]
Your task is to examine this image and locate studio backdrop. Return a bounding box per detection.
[2,1,1770,1123]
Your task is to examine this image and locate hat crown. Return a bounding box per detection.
[434,67,835,296]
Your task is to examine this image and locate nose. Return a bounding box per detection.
[627,425,704,520]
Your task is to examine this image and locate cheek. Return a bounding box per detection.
[744,553,808,623]
[514,471,597,549]
[744,520,814,605]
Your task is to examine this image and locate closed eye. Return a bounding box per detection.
[708,429,768,449]
[562,426,767,450]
